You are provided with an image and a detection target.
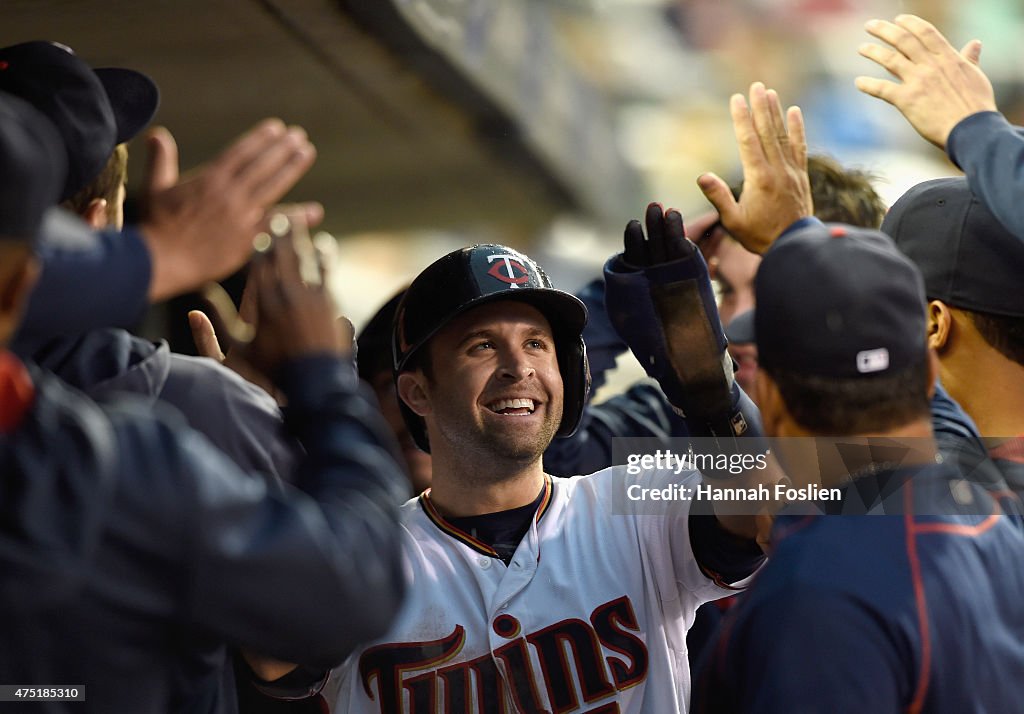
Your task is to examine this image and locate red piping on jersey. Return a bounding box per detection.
[989,436,1024,464]
[419,493,500,558]
[902,480,1004,713]
[913,511,1001,537]
[0,350,34,433]
[534,476,553,523]
[697,564,748,592]
[419,476,553,559]
[990,490,1018,502]
[904,482,931,714]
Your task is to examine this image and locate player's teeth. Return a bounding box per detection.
[489,398,535,413]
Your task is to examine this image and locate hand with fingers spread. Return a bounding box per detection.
[856,14,996,150]
[623,202,694,268]
[203,213,347,385]
[189,203,325,365]
[139,119,320,302]
[697,82,812,255]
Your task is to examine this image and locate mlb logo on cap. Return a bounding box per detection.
[857,348,890,374]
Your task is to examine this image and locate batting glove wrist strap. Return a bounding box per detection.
[603,250,733,426]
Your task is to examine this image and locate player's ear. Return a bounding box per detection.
[927,300,952,352]
[396,371,432,417]
[82,198,110,229]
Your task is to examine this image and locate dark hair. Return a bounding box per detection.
[807,155,886,228]
[966,309,1024,367]
[766,359,931,434]
[729,154,886,229]
[60,143,128,223]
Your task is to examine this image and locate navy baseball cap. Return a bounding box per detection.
[357,288,407,384]
[755,222,927,378]
[0,41,159,201]
[881,177,1024,318]
[0,92,67,241]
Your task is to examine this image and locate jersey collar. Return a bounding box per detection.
[419,475,553,559]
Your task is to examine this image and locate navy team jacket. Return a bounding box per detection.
[691,462,1024,713]
[0,353,409,713]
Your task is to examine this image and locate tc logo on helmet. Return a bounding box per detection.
[486,254,530,288]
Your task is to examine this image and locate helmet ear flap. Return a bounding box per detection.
[555,336,590,439]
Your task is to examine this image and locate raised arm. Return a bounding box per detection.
[856,14,1024,238]
[181,219,408,666]
[14,120,319,354]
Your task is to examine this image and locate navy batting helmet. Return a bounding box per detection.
[393,244,589,453]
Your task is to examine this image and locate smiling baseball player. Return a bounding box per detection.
[307,81,811,714]
[318,238,767,713]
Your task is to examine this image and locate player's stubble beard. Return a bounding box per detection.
[431,390,564,478]
[483,398,563,464]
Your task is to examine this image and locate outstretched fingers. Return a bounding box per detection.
[201,281,256,351]
[243,129,318,207]
[863,18,929,63]
[751,84,787,166]
[188,310,226,362]
[214,119,287,178]
[854,74,895,104]
[207,119,318,211]
[645,203,667,264]
[729,91,766,175]
[960,39,983,65]
[894,14,955,55]
[858,41,912,81]
[697,172,740,232]
[786,105,807,174]
[143,126,180,196]
[663,209,690,262]
[623,219,647,267]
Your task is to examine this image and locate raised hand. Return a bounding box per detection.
[189,203,325,364]
[139,120,320,302]
[623,202,692,268]
[202,212,347,385]
[856,14,996,150]
[697,82,812,255]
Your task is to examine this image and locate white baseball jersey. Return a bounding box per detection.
[329,465,751,713]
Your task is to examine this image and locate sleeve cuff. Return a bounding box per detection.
[772,217,822,245]
[946,111,1009,169]
[689,507,766,586]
